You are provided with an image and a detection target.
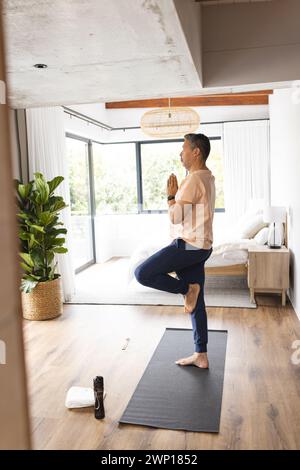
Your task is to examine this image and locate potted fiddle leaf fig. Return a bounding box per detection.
[15,172,68,320]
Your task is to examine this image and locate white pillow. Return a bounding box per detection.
[254,226,269,245]
[236,213,268,239]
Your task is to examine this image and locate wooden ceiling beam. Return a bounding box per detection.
[105,90,273,109]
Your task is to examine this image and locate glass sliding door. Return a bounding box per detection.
[66,136,95,272]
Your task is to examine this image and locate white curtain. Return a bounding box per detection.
[223,120,270,224]
[26,106,75,302]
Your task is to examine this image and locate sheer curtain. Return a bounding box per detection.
[223,120,270,224]
[26,106,75,301]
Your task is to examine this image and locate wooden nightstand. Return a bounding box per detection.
[247,245,290,306]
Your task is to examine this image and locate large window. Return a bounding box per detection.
[140,138,224,212]
[93,143,137,215]
[66,134,224,272]
[140,141,186,211]
[66,136,95,271]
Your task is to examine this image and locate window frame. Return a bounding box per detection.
[65,133,224,271]
[66,133,225,217]
[138,137,225,214]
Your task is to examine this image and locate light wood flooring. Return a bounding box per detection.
[23,295,300,450]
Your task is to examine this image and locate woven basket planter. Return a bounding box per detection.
[21,277,63,321]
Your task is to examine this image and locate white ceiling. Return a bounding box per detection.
[2,0,202,109]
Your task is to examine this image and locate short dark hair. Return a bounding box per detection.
[184,133,211,161]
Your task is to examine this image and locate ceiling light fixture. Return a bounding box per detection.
[140,98,200,138]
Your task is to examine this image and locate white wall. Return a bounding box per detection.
[269,88,300,320]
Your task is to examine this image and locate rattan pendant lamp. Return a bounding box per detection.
[140,98,200,138]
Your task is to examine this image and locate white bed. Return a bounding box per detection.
[127,236,258,284]
[127,208,275,282]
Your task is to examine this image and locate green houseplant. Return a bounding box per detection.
[15,172,68,320]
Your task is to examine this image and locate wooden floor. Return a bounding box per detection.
[23,295,300,450]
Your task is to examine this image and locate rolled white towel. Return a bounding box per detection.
[65,386,107,409]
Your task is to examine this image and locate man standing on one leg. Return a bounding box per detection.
[134,133,216,368]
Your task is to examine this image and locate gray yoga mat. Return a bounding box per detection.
[119,328,228,433]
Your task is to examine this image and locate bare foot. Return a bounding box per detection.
[175,352,209,369]
[184,283,200,313]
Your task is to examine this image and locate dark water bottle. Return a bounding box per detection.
[93,376,105,419]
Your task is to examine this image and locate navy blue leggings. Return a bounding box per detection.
[134,238,213,353]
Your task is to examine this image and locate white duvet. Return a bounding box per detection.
[212,237,258,256]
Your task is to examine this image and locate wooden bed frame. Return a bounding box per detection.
[204,215,288,277]
[168,215,288,280]
[205,263,248,277]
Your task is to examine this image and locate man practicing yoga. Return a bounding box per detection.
[134,133,216,369]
